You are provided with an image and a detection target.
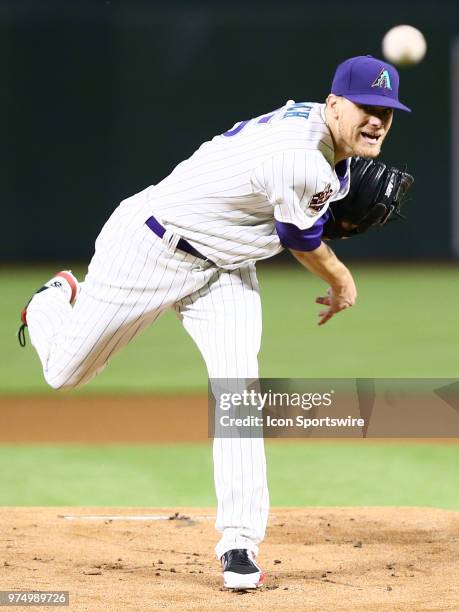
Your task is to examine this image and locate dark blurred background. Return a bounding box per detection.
[2,0,458,261]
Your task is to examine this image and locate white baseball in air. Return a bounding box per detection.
[382,25,427,66]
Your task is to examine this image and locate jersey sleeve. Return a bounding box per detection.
[251,149,335,230]
[275,210,329,252]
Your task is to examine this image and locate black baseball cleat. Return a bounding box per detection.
[17,270,79,347]
[221,549,264,590]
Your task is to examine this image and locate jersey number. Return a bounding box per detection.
[223,111,276,137]
[223,102,313,137]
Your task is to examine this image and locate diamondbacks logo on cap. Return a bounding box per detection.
[307,183,333,215]
[371,69,392,90]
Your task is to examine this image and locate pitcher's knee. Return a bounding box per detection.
[45,372,81,391]
[44,351,108,390]
[44,365,90,390]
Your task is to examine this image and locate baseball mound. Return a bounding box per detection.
[1,506,458,611]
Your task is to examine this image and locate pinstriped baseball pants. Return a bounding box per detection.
[26,207,269,559]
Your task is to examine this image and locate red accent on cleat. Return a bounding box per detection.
[20,307,28,326]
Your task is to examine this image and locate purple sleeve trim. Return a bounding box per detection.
[275,211,329,252]
[223,120,249,137]
[258,113,276,123]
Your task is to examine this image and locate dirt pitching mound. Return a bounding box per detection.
[1,506,458,611]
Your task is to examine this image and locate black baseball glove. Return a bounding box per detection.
[322,157,414,240]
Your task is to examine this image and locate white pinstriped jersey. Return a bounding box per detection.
[131,101,350,269]
[29,102,353,561]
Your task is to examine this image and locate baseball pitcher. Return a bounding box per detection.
[18,55,413,590]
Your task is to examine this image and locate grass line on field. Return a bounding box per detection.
[0,442,457,509]
[1,264,459,393]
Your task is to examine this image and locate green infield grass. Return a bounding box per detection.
[1,263,458,394]
[0,442,458,509]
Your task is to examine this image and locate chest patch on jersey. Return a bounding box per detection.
[307,183,333,215]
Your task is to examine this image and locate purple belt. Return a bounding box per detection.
[145,216,207,260]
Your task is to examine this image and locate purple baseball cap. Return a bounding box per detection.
[331,55,411,112]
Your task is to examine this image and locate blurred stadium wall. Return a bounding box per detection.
[2,0,458,261]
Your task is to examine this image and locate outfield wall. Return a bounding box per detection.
[2,0,458,261]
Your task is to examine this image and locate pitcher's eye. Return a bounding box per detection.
[360,105,393,120]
